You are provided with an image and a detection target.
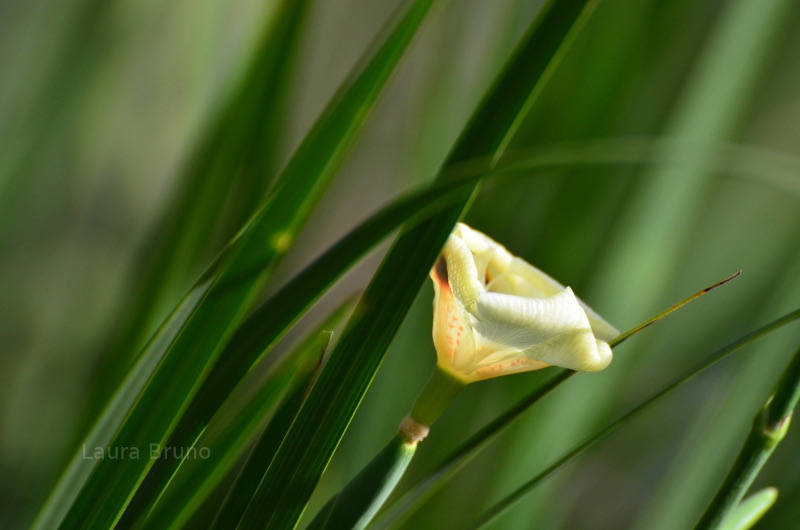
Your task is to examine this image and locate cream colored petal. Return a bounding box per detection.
[473,287,590,341]
[487,271,542,297]
[457,223,515,288]
[442,233,484,312]
[455,224,495,287]
[431,223,617,381]
[472,328,611,374]
[507,258,619,341]
[462,335,611,381]
[455,223,492,254]
[579,304,619,342]
[520,333,612,372]
[505,257,564,295]
[467,335,611,379]
[470,287,612,372]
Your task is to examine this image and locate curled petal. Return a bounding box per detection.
[441,234,484,312]
[503,257,619,341]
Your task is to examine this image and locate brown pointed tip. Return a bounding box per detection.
[701,270,741,293]
[611,270,743,347]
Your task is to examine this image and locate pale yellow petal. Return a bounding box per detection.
[442,234,484,312]
[507,257,619,341]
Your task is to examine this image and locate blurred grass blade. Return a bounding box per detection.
[595,0,795,321]
[0,0,119,226]
[495,137,800,199]
[140,301,352,529]
[37,0,435,527]
[244,1,601,527]
[101,0,309,372]
[31,280,212,530]
[370,273,744,528]
[80,0,308,499]
[306,435,417,530]
[468,310,800,529]
[719,488,778,530]
[695,344,800,530]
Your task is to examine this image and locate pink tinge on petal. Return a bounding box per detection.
[471,356,550,381]
[431,258,468,364]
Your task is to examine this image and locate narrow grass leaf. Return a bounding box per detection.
[31,280,211,530]
[101,0,310,371]
[306,435,417,530]
[106,140,486,530]
[34,0,306,524]
[208,363,323,530]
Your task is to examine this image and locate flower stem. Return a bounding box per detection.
[408,365,466,429]
[308,365,465,529]
[694,344,800,530]
[306,434,416,530]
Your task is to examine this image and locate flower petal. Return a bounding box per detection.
[473,287,590,340]
[504,257,619,341]
[470,356,551,381]
[442,232,484,312]
[521,333,612,372]
[469,287,612,372]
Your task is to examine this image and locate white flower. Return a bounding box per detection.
[430,223,618,383]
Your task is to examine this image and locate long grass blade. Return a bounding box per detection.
[100,0,310,372]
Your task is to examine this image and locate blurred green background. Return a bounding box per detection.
[2,0,800,528]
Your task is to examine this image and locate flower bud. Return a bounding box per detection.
[431,223,618,383]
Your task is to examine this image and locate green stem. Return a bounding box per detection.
[306,434,416,530]
[308,365,464,529]
[694,344,800,530]
[693,411,786,530]
[409,365,466,427]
